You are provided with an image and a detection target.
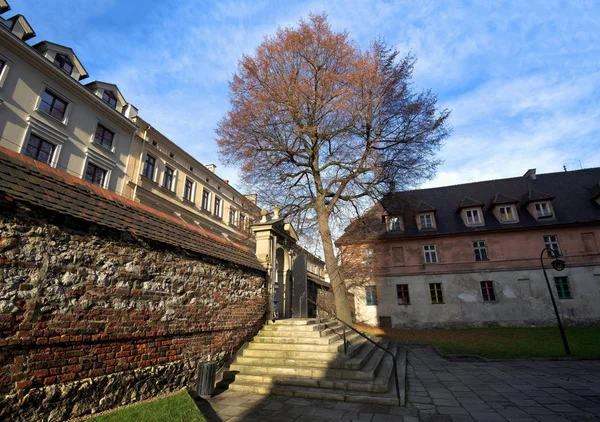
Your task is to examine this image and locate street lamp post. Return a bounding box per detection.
[540,247,570,356]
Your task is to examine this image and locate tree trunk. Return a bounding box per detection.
[315,206,353,324]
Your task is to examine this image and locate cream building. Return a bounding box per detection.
[124,117,261,246]
[0,6,138,195]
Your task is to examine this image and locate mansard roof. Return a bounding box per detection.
[338,168,600,244]
[85,81,127,105]
[415,200,436,212]
[522,188,555,204]
[0,146,264,271]
[457,196,483,209]
[491,192,517,205]
[591,183,600,201]
[0,0,10,14]
[33,40,89,80]
[1,14,35,40]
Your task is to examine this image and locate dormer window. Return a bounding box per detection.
[499,206,516,222]
[535,202,552,218]
[419,213,434,229]
[102,90,117,108]
[465,209,481,225]
[387,216,402,232]
[54,54,73,75]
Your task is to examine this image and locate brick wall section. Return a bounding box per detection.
[0,197,267,421]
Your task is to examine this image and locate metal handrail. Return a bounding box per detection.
[304,297,401,406]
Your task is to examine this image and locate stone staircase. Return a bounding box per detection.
[223,318,406,406]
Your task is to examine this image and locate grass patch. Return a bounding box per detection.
[356,324,600,360]
[89,390,206,422]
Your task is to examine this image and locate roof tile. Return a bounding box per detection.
[0,146,264,271]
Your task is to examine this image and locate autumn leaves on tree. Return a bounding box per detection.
[217,14,450,323]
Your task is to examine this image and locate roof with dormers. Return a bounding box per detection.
[85,81,127,106]
[32,40,89,80]
[0,146,265,271]
[457,196,484,210]
[491,192,517,205]
[522,189,555,204]
[337,168,600,244]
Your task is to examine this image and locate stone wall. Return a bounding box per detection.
[0,197,267,421]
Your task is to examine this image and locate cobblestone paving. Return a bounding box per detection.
[407,347,600,422]
[197,347,600,421]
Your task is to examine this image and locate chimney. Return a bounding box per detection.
[206,164,216,173]
[389,181,396,192]
[523,169,536,180]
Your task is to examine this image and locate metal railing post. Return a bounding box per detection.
[343,326,347,354]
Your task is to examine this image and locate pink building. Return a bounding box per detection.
[337,168,600,328]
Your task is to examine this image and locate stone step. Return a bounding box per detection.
[266,318,321,326]
[242,348,341,360]
[228,362,375,380]
[247,336,358,353]
[229,349,405,406]
[252,331,347,345]
[233,373,388,393]
[229,344,406,405]
[262,323,324,332]
[256,324,344,338]
[233,356,347,369]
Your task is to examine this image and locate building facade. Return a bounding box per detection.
[124,117,260,246]
[337,168,600,328]
[0,10,139,195]
[0,2,261,246]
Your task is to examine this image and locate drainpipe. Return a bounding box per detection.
[132,126,150,201]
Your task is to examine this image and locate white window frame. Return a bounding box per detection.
[82,147,116,190]
[473,240,488,261]
[388,216,402,231]
[83,161,109,188]
[35,85,73,126]
[162,165,175,191]
[213,196,223,218]
[423,245,438,264]
[543,235,561,257]
[183,177,195,202]
[465,208,481,225]
[0,52,12,89]
[92,120,119,153]
[229,208,238,225]
[499,205,516,222]
[21,115,68,168]
[419,213,434,229]
[142,154,157,181]
[535,202,552,218]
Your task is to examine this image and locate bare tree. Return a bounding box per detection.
[217,14,450,323]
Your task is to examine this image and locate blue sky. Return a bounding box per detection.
[11,0,600,191]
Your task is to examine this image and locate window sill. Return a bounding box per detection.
[182,198,195,206]
[36,109,67,127]
[92,141,115,154]
[537,214,554,220]
[140,174,157,185]
[158,185,176,196]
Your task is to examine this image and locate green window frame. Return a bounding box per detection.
[554,276,572,299]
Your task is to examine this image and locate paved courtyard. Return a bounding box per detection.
[196,346,600,421]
